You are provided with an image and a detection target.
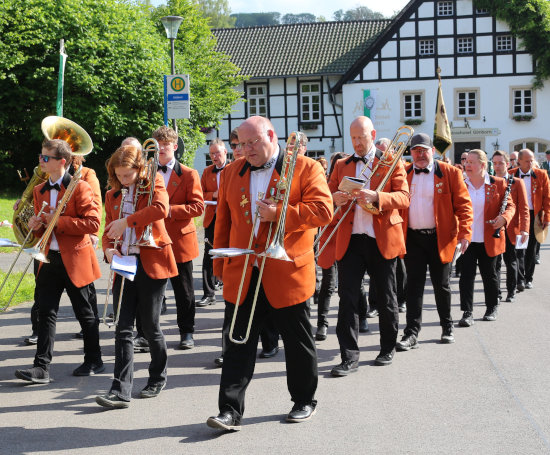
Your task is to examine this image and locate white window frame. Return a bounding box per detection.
[510,86,535,117]
[496,35,513,52]
[511,139,549,156]
[454,88,480,120]
[400,90,425,122]
[457,37,473,54]
[300,81,321,123]
[419,39,435,56]
[437,1,453,16]
[247,84,268,117]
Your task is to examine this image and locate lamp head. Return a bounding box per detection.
[160,16,183,39]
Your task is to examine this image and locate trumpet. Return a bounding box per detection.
[228,133,302,344]
[314,126,414,257]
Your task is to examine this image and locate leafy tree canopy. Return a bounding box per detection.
[474,0,550,88]
[281,13,317,24]
[230,12,281,27]
[333,6,384,21]
[0,0,243,186]
[191,0,236,28]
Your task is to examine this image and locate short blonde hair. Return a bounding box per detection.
[468,149,488,169]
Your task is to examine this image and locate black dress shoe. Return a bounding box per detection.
[206,411,241,431]
[73,361,105,376]
[516,282,525,292]
[24,333,38,345]
[366,309,378,318]
[178,333,194,350]
[359,318,369,333]
[95,393,130,409]
[483,306,498,321]
[315,325,327,341]
[259,346,279,358]
[196,296,216,307]
[214,356,223,367]
[396,334,418,352]
[15,366,50,384]
[286,402,317,422]
[140,383,166,398]
[441,326,455,344]
[458,311,474,327]
[133,336,150,353]
[374,350,394,366]
[330,360,359,377]
[505,292,515,303]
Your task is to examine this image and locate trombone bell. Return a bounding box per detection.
[23,247,49,263]
[41,116,93,156]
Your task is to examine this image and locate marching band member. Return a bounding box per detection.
[15,139,103,384]
[492,151,529,302]
[198,138,228,307]
[328,116,409,376]
[397,133,472,351]
[152,126,204,350]
[458,150,515,326]
[509,149,550,290]
[95,144,177,408]
[206,116,332,431]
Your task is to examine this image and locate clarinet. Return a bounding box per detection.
[492,175,514,239]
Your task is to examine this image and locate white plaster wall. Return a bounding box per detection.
[438,37,454,55]
[418,20,434,36]
[417,1,434,18]
[400,21,415,38]
[457,18,473,34]
[476,35,492,53]
[363,61,379,80]
[400,39,416,57]
[269,79,285,95]
[381,41,397,58]
[456,0,472,16]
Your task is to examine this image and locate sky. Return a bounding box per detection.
[150,0,411,20]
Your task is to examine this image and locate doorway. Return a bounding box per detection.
[454,141,481,164]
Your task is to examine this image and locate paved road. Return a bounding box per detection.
[1,237,549,454]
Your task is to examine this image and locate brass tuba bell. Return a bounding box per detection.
[41,116,93,156]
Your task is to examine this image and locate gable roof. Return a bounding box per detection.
[212,20,392,79]
[332,0,419,93]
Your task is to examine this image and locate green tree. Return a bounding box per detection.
[0,0,243,185]
[343,6,384,20]
[192,0,236,28]
[231,12,281,27]
[474,0,550,88]
[281,13,316,24]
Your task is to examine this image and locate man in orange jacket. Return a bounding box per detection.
[206,116,332,431]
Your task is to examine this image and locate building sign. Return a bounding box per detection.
[451,127,501,136]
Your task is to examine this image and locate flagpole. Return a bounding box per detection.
[433,67,452,158]
[56,39,67,117]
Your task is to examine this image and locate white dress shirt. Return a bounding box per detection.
[351,146,376,238]
[465,173,491,243]
[250,147,279,237]
[159,158,176,187]
[408,163,436,230]
[120,184,139,255]
[47,175,65,251]
[519,171,533,209]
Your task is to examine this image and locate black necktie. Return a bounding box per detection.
[414,168,430,174]
[212,165,224,174]
[158,165,168,173]
[43,181,61,192]
[520,173,531,178]
[351,156,367,164]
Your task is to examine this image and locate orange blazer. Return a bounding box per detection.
[477,176,515,257]
[327,152,410,260]
[401,161,473,264]
[201,163,225,229]
[509,167,550,224]
[102,174,177,280]
[506,177,530,244]
[80,166,102,236]
[163,162,204,263]
[33,174,101,288]
[213,153,333,308]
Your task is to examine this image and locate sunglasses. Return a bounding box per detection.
[39,154,63,163]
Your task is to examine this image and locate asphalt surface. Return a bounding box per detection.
[1,235,549,455]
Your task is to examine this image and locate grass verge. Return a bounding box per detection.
[0,270,35,310]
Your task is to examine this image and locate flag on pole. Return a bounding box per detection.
[433,68,452,156]
[56,39,67,117]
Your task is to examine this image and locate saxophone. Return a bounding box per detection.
[12,166,49,248]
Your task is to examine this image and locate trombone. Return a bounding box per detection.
[315,125,414,258]
[228,132,303,344]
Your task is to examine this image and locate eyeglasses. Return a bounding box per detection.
[229,143,239,149]
[461,157,467,161]
[238,138,262,149]
[39,154,63,163]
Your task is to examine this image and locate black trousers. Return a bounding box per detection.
[219,268,317,419]
[34,251,101,371]
[202,223,217,298]
[336,234,398,361]
[169,260,196,335]
[403,230,452,337]
[459,242,499,312]
[496,232,523,295]
[396,257,407,305]
[316,263,337,328]
[523,210,539,283]
[110,257,167,401]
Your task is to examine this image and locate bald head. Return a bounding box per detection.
[518,148,535,173]
[238,116,278,167]
[121,137,141,149]
[350,116,376,157]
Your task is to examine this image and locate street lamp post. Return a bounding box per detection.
[160,15,183,134]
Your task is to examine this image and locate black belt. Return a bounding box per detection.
[409,228,437,235]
